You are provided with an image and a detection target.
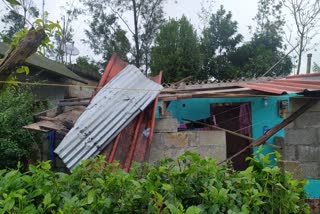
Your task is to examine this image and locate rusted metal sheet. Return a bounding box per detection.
[286,72,320,79]
[90,53,128,99]
[97,53,128,90]
[239,78,320,94]
[54,65,163,169]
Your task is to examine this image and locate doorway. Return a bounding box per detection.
[210,103,252,170]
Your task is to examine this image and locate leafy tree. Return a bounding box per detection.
[254,0,284,38]
[234,0,292,77]
[0,0,39,43]
[81,0,166,74]
[230,37,292,77]
[220,0,292,78]
[75,56,100,72]
[0,10,24,43]
[200,5,243,80]
[0,87,43,169]
[82,6,131,65]
[150,16,201,82]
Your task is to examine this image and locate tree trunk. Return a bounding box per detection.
[0,28,46,88]
[23,8,27,27]
[144,51,148,76]
[296,35,304,75]
[132,0,140,69]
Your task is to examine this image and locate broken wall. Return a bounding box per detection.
[149,117,227,163]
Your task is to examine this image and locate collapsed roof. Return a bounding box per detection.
[54,64,163,169]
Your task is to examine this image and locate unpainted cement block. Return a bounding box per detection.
[282,145,297,161]
[149,130,227,164]
[151,133,163,149]
[295,112,320,129]
[198,131,226,147]
[196,146,226,162]
[291,98,320,112]
[163,133,188,148]
[148,146,165,164]
[187,132,197,147]
[297,146,320,162]
[285,128,318,145]
[154,118,178,133]
[300,162,320,178]
[274,136,284,155]
[285,121,295,129]
[277,160,303,180]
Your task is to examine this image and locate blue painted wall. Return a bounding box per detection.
[157,96,319,198]
[165,96,289,152]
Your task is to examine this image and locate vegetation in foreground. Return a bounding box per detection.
[0,150,310,213]
[0,87,44,170]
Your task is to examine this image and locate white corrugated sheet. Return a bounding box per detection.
[54,65,163,169]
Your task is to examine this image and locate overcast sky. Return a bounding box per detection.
[1,0,317,74]
[39,0,258,60]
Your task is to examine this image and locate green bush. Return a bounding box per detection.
[0,150,310,214]
[0,87,43,169]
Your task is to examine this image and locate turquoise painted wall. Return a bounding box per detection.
[157,96,319,198]
[165,96,289,152]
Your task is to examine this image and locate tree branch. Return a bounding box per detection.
[109,5,135,35]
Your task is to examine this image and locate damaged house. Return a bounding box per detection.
[25,54,320,204]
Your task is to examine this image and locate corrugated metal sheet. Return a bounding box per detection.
[54,65,163,169]
[287,72,320,80]
[162,76,280,90]
[239,78,320,94]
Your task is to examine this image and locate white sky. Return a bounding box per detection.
[0,0,318,74]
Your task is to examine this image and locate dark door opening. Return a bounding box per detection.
[210,103,252,170]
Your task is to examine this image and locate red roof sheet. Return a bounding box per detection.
[239,75,320,94]
[287,72,320,79]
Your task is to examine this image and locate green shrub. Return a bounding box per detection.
[0,150,310,213]
[0,87,43,169]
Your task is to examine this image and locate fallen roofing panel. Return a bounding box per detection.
[54,65,163,169]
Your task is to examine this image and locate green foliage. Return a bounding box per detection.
[4,0,21,6]
[81,0,166,73]
[83,11,131,64]
[200,5,243,80]
[313,62,320,72]
[0,0,40,43]
[236,0,292,77]
[75,56,100,73]
[0,87,43,169]
[0,10,24,43]
[0,151,310,213]
[229,35,292,77]
[151,16,201,82]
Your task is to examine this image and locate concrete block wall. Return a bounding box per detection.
[280,98,320,179]
[149,130,227,164]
